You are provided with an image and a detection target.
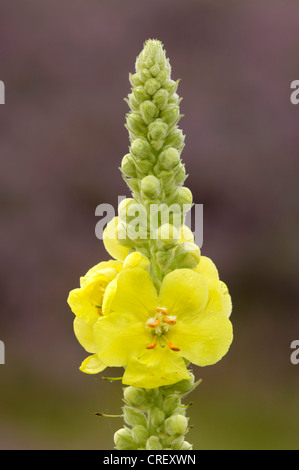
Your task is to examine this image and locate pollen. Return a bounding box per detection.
[168,340,181,351]
[146,341,157,349]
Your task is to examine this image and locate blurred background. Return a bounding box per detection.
[0,0,299,450]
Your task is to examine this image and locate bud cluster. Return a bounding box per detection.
[114,40,200,286]
[114,372,201,450]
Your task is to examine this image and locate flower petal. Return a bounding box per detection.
[193,256,219,284]
[206,280,232,318]
[68,287,100,325]
[93,313,152,367]
[80,260,122,287]
[106,268,158,320]
[103,217,131,261]
[168,313,233,367]
[123,346,190,389]
[79,354,107,374]
[73,317,96,353]
[159,269,209,318]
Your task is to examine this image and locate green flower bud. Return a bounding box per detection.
[163,79,178,95]
[146,436,163,450]
[168,92,180,104]
[171,435,185,450]
[148,119,168,142]
[126,112,147,136]
[138,68,151,83]
[127,93,139,111]
[114,428,136,450]
[153,88,169,110]
[132,425,148,445]
[131,138,153,161]
[150,63,160,77]
[129,73,143,87]
[144,78,160,96]
[162,394,180,416]
[171,186,193,210]
[156,223,179,249]
[140,100,159,124]
[132,86,151,104]
[155,248,175,270]
[149,407,165,428]
[172,242,201,269]
[124,177,140,194]
[173,163,187,186]
[118,198,135,221]
[141,175,161,200]
[164,414,188,436]
[158,147,180,170]
[164,128,185,149]
[123,386,148,409]
[123,406,147,427]
[161,104,180,126]
[180,441,193,450]
[121,154,137,178]
[172,372,196,393]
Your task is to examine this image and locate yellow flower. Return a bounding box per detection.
[103,217,132,262]
[68,253,151,375]
[91,266,233,388]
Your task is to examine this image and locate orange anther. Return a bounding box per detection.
[168,340,180,352]
[147,318,161,328]
[164,317,176,325]
[156,307,167,315]
[146,341,157,350]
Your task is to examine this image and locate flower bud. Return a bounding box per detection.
[114,428,136,450]
[162,394,180,416]
[138,68,151,83]
[121,154,137,178]
[132,86,150,104]
[153,88,169,110]
[146,436,163,450]
[155,249,175,271]
[140,100,159,125]
[164,128,185,149]
[118,198,135,221]
[131,138,153,161]
[163,79,178,95]
[149,407,165,428]
[126,112,147,136]
[132,425,148,445]
[127,93,139,111]
[141,175,161,200]
[129,73,143,87]
[158,147,180,170]
[173,163,187,186]
[156,223,179,249]
[144,78,160,96]
[123,405,147,427]
[164,414,188,436]
[161,104,180,126]
[148,119,168,142]
[180,441,193,450]
[172,242,201,269]
[123,386,148,409]
[172,372,196,393]
[171,187,193,210]
[150,63,160,77]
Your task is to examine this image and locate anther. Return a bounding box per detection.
[146,341,157,350]
[164,316,176,325]
[156,307,167,315]
[147,318,161,328]
[168,340,180,351]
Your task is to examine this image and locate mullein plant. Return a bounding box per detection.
[68,39,233,451]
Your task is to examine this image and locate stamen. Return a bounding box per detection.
[147,318,161,328]
[164,316,176,325]
[168,340,181,351]
[96,305,102,315]
[156,306,167,315]
[146,341,157,350]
